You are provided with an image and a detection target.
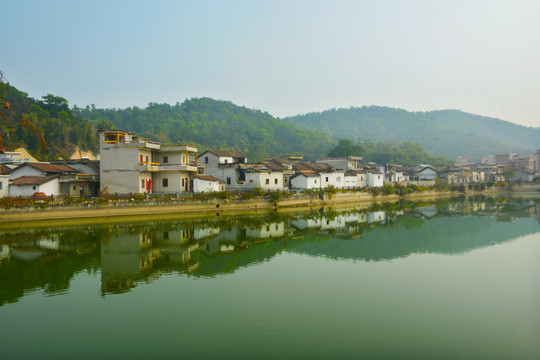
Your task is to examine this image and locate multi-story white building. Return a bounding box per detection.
[100,130,198,194]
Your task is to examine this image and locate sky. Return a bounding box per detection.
[2,0,540,127]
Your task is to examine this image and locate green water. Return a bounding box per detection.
[1,195,539,359]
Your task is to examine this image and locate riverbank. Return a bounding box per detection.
[0,187,527,228]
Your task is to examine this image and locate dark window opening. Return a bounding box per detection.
[163,178,169,187]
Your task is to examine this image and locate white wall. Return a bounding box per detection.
[9,166,45,180]
[291,175,320,189]
[9,178,59,197]
[367,172,384,187]
[320,171,345,189]
[193,178,220,193]
[245,171,284,190]
[0,175,9,197]
[344,174,358,188]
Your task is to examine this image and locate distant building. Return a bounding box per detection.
[315,156,363,171]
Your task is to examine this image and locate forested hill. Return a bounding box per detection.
[74,98,333,161]
[1,86,98,160]
[284,106,540,159]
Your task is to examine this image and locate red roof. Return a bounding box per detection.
[22,163,77,173]
[10,175,59,185]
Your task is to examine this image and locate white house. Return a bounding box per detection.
[0,175,9,197]
[511,169,535,182]
[243,168,284,191]
[193,175,225,193]
[198,150,247,167]
[366,169,384,187]
[315,156,363,171]
[290,172,320,190]
[319,170,345,189]
[344,171,358,189]
[9,162,77,180]
[352,170,367,188]
[9,175,60,197]
[413,166,439,181]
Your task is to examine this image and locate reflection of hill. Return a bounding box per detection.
[0,247,100,306]
[1,196,538,301]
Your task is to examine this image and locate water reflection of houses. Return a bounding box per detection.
[101,228,199,294]
[201,222,288,257]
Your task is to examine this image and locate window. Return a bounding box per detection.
[33,186,36,190]
[266,179,270,185]
[182,178,185,186]
[73,186,76,191]
[163,178,168,187]
[146,155,149,162]
[378,175,380,179]
[0,182,2,190]
[250,179,253,183]
[205,156,209,164]
[315,180,317,183]
[227,177,231,185]
[326,177,329,182]
[163,232,169,239]
[142,179,145,188]
[140,155,143,162]
[163,156,168,163]
[224,159,228,164]
[274,179,278,184]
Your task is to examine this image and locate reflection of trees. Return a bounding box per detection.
[0,196,538,302]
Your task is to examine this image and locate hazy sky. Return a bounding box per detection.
[2,0,539,127]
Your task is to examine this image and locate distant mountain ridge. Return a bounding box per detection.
[284,106,540,159]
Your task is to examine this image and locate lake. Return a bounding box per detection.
[1,195,539,359]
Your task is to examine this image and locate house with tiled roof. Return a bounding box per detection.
[290,172,320,190]
[9,175,60,197]
[193,175,225,193]
[366,169,384,187]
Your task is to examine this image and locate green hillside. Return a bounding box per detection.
[74,97,333,161]
[285,106,540,159]
[1,86,98,160]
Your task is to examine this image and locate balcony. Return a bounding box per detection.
[160,144,198,153]
[159,163,197,172]
[117,140,161,150]
[139,162,161,172]
[76,174,96,181]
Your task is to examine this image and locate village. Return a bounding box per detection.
[0,129,539,200]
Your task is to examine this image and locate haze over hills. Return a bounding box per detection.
[284,106,540,160]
